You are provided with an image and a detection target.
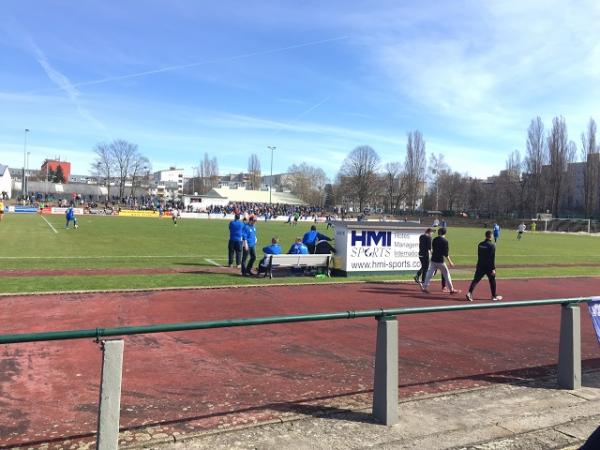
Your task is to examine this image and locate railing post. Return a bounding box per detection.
[558,304,581,390]
[97,339,124,450]
[372,315,398,425]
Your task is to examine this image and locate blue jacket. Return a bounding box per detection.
[263,243,281,255]
[288,242,309,254]
[493,224,500,236]
[242,224,257,247]
[66,207,75,220]
[229,220,244,241]
[302,230,331,245]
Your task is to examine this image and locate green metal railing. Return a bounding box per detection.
[1,295,595,447]
[0,297,593,345]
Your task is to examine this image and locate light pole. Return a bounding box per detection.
[267,146,276,206]
[23,129,30,198]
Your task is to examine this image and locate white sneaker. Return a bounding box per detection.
[465,292,473,302]
[492,296,503,301]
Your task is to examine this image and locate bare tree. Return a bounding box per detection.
[286,163,328,205]
[547,116,569,215]
[437,170,465,211]
[248,154,261,190]
[338,145,381,211]
[428,153,448,211]
[404,131,427,211]
[92,142,114,200]
[130,154,150,197]
[524,117,547,215]
[110,139,139,201]
[383,162,404,214]
[499,150,524,214]
[581,118,598,217]
[199,153,220,193]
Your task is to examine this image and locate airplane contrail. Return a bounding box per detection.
[67,36,348,90]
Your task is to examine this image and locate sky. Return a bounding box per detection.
[1,0,600,180]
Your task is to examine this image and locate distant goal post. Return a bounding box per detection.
[538,218,592,234]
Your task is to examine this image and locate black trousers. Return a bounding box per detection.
[228,240,242,266]
[416,257,446,287]
[416,256,429,283]
[241,246,257,274]
[468,267,496,297]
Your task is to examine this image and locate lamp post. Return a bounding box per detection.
[23,129,30,198]
[267,146,276,206]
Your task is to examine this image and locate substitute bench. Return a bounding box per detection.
[262,254,332,279]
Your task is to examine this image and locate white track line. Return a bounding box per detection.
[40,215,58,234]
[204,258,222,267]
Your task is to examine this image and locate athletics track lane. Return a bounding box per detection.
[1,277,599,447]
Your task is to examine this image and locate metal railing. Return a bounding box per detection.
[0,297,594,450]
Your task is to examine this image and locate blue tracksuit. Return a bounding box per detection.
[302,230,331,246]
[229,219,244,241]
[242,224,257,248]
[288,243,309,254]
[262,244,281,255]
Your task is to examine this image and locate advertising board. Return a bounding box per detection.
[118,210,159,218]
[333,222,423,274]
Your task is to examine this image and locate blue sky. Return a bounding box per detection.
[1,1,600,179]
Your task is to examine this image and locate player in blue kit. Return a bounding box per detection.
[65,206,78,229]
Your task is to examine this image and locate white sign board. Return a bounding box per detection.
[333,222,423,273]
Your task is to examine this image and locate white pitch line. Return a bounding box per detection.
[0,255,227,260]
[40,215,58,234]
[204,258,222,267]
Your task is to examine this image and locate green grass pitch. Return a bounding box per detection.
[0,214,598,294]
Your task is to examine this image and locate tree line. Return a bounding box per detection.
[90,115,600,218]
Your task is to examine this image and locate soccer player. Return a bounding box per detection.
[65,205,78,229]
[241,215,258,276]
[172,207,179,225]
[421,227,460,294]
[227,214,244,268]
[302,225,332,254]
[493,223,500,243]
[517,222,526,240]
[465,230,503,302]
[288,237,309,254]
[0,198,4,222]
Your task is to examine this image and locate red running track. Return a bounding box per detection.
[1,277,599,448]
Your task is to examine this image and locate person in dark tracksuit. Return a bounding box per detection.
[228,214,244,268]
[465,230,503,301]
[415,228,433,284]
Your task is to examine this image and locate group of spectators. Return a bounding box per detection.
[209,202,324,220]
[227,215,335,276]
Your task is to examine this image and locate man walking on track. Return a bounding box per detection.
[228,214,244,268]
[421,227,460,294]
[466,230,503,302]
[415,228,433,284]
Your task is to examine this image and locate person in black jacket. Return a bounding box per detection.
[465,230,503,301]
[414,228,433,284]
[422,227,460,294]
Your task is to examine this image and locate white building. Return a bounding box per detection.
[153,167,184,198]
[0,164,12,199]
